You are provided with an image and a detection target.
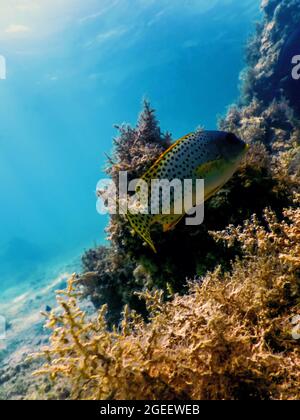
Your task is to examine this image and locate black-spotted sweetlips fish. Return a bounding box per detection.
[126,130,248,252]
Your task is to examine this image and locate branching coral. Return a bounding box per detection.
[107,99,171,187]
[36,200,300,400]
[76,101,173,323]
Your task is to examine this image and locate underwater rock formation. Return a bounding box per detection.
[244,0,300,115]
[75,1,300,328]
[77,7,300,324]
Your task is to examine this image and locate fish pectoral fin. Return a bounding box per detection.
[194,159,221,178]
[163,214,185,232]
[126,213,157,253]
[163,223,173,233]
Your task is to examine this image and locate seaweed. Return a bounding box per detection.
[35,198,300,400]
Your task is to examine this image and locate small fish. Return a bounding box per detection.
[126,130,248,252]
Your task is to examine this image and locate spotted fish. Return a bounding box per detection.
[126,130,248,252]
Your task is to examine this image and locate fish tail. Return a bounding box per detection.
[126,213,157,253]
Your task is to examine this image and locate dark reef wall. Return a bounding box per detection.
[79,0,300,325]
[244,0,300,114]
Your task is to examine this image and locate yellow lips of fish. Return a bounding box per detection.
[126,130,248,253]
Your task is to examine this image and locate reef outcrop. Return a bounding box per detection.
[80,98,299,325]
[244,0,300,115]
[77,0,300,327]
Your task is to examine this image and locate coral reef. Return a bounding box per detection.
[243,0,300,114]
[36,200,300,400]
[80,97,299,324]
[35,0,300,400]
[77,2,300,323]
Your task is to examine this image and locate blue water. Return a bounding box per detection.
[0,0,261,289]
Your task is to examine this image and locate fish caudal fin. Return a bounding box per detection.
[126,213,157,253]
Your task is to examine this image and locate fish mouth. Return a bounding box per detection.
[237,140,249,158]
[237,138,249,155]
[241,142,250,158]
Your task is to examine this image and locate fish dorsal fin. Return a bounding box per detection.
[126,213,157,253]
[143,133,193,181]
